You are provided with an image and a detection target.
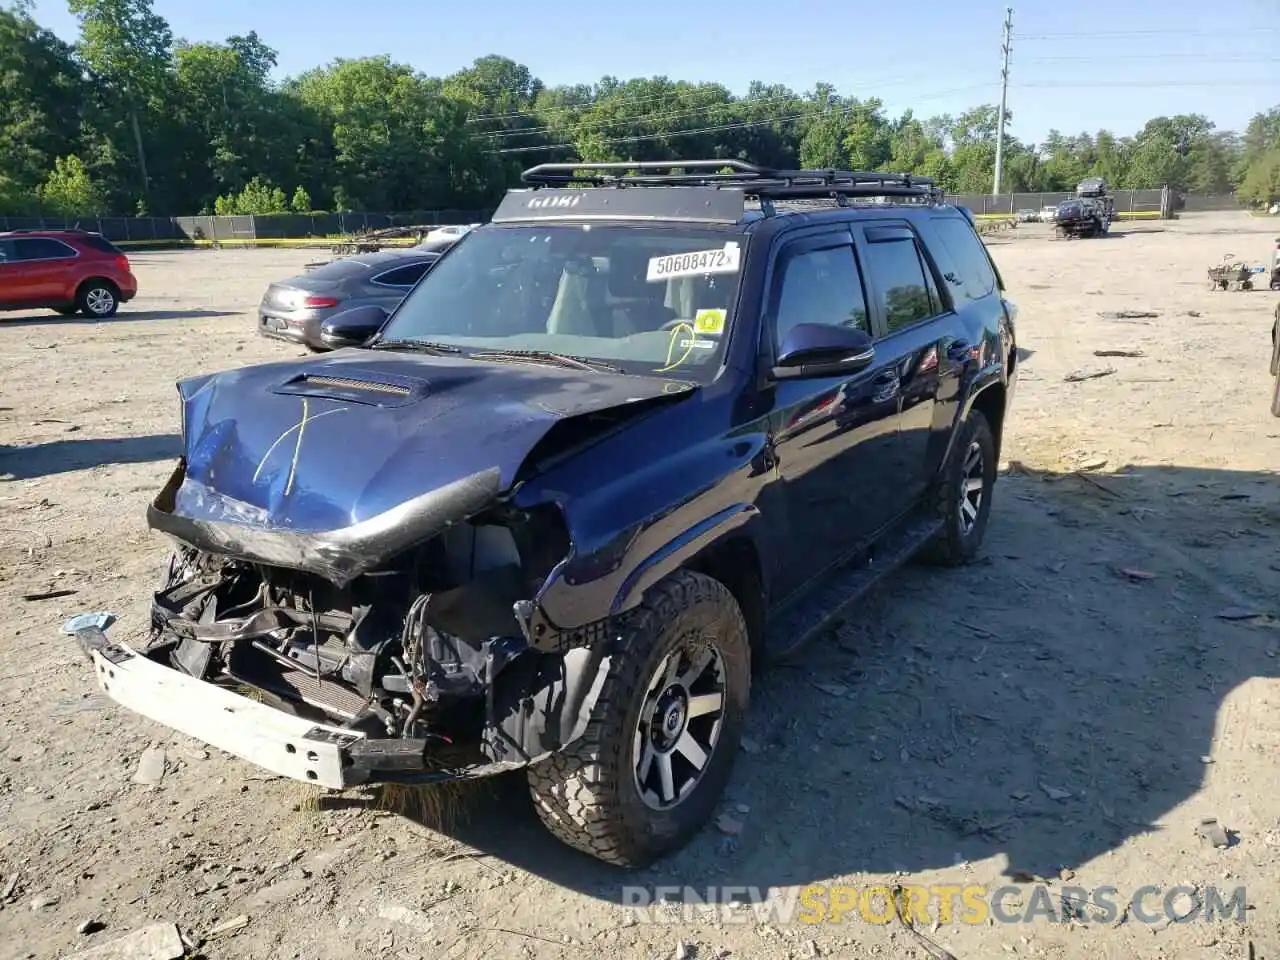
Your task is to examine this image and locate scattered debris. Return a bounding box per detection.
[812,680,850,698]
[378,903,434,934]
[61,923,184,960]
[1093,349,1145,358]
[1200,755,1214,764]
[29,893,59,911]
[21,588,77,601]
[674,941,693,960]
[207,914,251,938]
[1,872,19,900]
[1197,818,1231,849]
[739,736,762,755]
[1215,607,1266,621]
[1039,782,1074,801]
[1058,867,1076,881]
[1118,567,1156,581]
[715,813,745,836]
[1184,310,1202,317]
[891,884,960,960]
[77,919,106,935]
[60,611,116,634]
[131,748,167,785]
[1097,310,1160,319]
[1064,366,1116,383]
[1009,790,1031,802]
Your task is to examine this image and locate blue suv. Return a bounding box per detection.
[78,160,1018,868]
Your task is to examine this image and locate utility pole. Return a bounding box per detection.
[992,7,1013,197]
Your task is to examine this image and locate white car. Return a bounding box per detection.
[422,223,479,245]
[1040,205,1058,223]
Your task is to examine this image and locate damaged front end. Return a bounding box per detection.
[112,474,612,789]
[87,354,692,790]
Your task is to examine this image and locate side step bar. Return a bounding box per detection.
[762,513,943,663]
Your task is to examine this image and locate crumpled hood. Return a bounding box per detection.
[169,349,694,535]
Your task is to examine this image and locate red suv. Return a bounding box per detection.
[0,229,138,318]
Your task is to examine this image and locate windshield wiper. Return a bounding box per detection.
[468,349,622,373]
[367,338,462,354]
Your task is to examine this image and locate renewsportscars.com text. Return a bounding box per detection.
[620,884,1247,926]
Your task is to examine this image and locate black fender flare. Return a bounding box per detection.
[937,363,1007,480]
[607,503,758,617]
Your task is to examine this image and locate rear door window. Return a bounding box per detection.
[13,238,77,261]
[859,230,943,334]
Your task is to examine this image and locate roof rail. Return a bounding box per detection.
[4,226,91,234]
[519,160,944,210]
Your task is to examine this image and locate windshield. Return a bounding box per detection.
[376,224,746,382]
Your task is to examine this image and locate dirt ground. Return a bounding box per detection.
[1,212,1279,960]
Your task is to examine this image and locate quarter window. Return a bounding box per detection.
[931,218,997,302]
[862,236,939,334]
[375,262,432,287]
[772,244,869,350]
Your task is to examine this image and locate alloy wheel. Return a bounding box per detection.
[632,641,726,811]
[85,287,115,316]
[958,439,985,536]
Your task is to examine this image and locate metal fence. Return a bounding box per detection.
[945,188,1167,215]
[0,210,491,243]
[0,190,1250,240]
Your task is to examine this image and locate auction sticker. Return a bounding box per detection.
[693,308,726,335]
[647,243,740,282]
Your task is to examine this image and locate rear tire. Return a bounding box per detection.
[921,408,997,566]
[76,280,119,318]
[526,569,750,868]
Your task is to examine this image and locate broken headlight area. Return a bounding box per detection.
[142,504,610,783]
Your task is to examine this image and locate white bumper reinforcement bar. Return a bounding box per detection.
[90,642,364,790]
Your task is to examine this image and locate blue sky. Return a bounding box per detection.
[28,0,1279,145]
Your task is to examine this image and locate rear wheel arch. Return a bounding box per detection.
[969,381,1007,465]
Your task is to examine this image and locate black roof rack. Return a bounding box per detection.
[2,226,93,235]
[520,160,943,212]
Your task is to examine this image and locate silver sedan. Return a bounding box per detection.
[257,249,442,351]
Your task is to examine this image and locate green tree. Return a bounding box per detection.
[38,154,107,215]
[68,0,174,206]
[0,7,88,214]
[291,185,311,212]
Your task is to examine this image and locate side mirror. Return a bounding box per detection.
[771,323,875,380]
[320,305,388,349]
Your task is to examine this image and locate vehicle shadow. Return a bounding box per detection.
[397,460,1279,900]
[0,434,182,480]
[0,309,237,327]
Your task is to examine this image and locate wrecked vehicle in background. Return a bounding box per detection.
[79,160,1017,867]
[1055,177,1115,238]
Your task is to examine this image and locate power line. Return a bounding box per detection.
[1018,27,1278,40]
[1018,53,1280,63]
[1018,78,1277,88]
[490,83,1000,155]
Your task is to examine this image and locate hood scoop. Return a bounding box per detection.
[271,367,430,408]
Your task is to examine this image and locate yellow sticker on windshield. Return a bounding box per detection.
[694,308,726,335]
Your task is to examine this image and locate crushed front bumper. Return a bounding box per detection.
[82,630,531,788]
[89,639,364,789]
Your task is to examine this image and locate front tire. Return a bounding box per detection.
[526,570,750,868]
[76,281,119,318]
[921,408,998,566]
